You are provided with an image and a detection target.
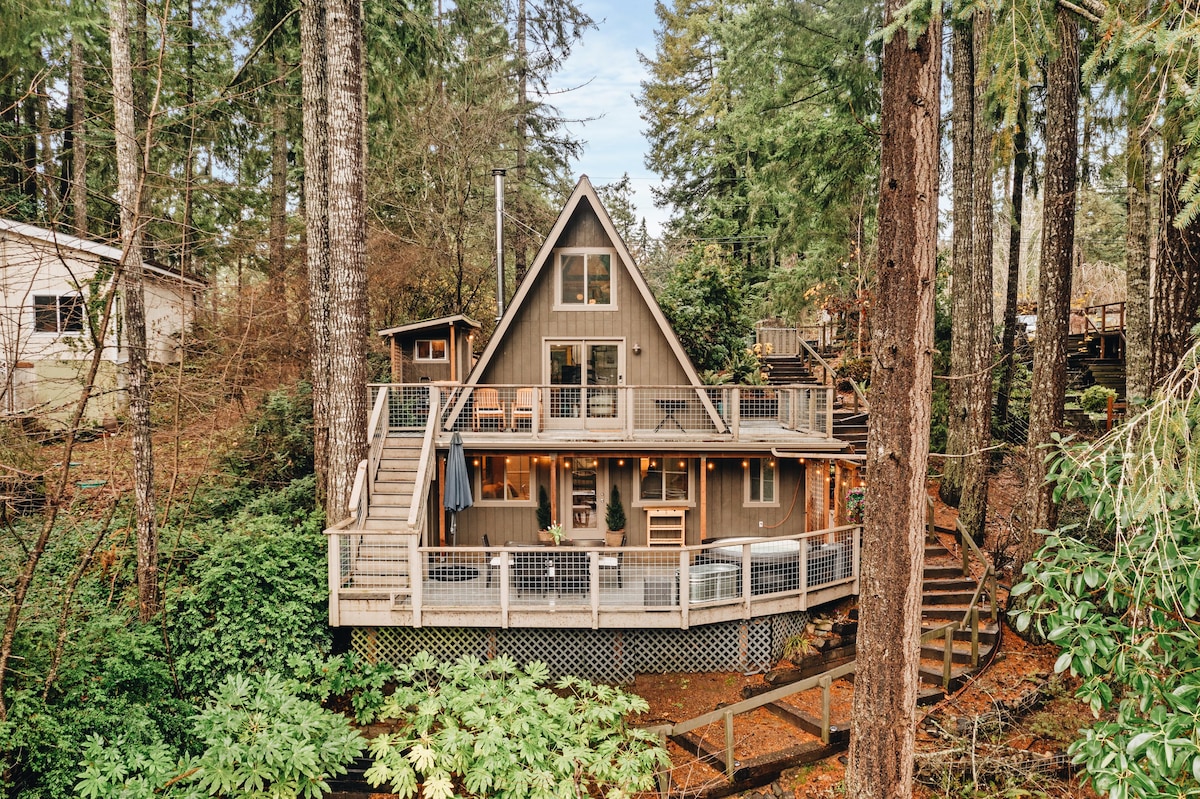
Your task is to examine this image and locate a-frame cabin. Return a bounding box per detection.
[328,177,864,679]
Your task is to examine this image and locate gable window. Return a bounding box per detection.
[558,252,612,308]
[639,456,690,503]
[475,456,533,503]
[33,295,84,334]
[745,458,777,505]
[415,339,447,361]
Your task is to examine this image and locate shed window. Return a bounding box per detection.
[415,339,447,361]
[558,253,612,307]
[33,295,84,333]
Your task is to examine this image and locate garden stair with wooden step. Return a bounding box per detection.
[656,522,1000,793]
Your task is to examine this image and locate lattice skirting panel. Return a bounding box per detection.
[352,612,810,683]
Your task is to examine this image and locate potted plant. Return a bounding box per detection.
[546,522,565,546]
[536,485,553,542]
[605,484,626,547]
[846,486,865,524]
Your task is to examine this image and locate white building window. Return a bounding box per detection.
[33,295,84,333]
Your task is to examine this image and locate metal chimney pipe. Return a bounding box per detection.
[493,168,506,322]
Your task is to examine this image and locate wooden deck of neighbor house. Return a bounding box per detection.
[327,526,860,629]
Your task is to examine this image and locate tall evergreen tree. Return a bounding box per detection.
[846,1,939,796]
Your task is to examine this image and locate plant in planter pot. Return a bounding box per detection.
[605,484,626,547]
[546,522,565,546]
[846,486,866,524]
[536,485,553,542]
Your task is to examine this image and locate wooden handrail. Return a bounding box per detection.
[797,336,869,413]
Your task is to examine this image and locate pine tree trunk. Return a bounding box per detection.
[323,0,368,522]
[940,18,974,508]
[1017,7,1078,571]
[1151,143,1200,387]
[1124,113,1152,404]
[70,34,87,236]
[845,4,939,797]
[959,7,994,541]
[302,0,331,505]
[110,0,158,621]
[270,48,289,314]
[995,89,1028,435]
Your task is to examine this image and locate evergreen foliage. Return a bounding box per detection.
[1012,341,1200,798]
[221,382,316,488]
[167,481,329,699]
[606,483,625,532]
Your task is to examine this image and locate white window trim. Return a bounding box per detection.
[414,339,448,362]
[552,248,617,311]
[744,458,780,507]
[473,456,537,507]
[631,455,696,509]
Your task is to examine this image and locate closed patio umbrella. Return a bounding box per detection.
[443,431,473,547]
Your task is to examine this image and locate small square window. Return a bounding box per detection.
[415,339,447,361]
[640,456,689,502]
[558,253,612,307]
[33,295,84,333]
[476,456,532,502]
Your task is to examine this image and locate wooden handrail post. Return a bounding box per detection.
[819,675,832,744]
[724,710,736,778]
[990,570,998,621]
[970,606,980,667]
[942,630,954,689]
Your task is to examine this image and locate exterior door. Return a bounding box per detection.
[565,457,607,540]
[546,340,624,430]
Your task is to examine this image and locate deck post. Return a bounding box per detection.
[410,536,422,627]
[731,388,741,439]
[328,532,341,626]
[852,525,861,594]
[798,532,809,611]
[741,542,752,614]
[590,552,600,628]
[679,549,689,629]
[499,549,511,629]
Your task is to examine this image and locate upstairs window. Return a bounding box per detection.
[415,339,447,361]
[33,295,84,334]
[558,252,612,308]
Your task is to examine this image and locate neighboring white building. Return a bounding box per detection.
[0,219,206,427]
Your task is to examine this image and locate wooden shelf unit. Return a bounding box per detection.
[646,508,686,546]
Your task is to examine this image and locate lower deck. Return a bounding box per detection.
[329,526,860,631]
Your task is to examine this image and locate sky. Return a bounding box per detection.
[552,1,670,237]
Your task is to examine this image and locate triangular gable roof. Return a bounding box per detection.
[468,175,706,389]
[0,218,207,289]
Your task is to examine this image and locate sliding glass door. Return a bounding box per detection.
[546,340,624,430]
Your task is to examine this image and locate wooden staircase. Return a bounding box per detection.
[765,353,870,451]
[362,435,424,530]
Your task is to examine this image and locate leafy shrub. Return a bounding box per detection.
[167,500,329,699]
[1079,384,1117,414]
[221,382,314,487]
[836,356,871,389]
[74,672,365,799]
[366,654,669,798]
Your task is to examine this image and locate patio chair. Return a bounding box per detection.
[510,387,537,431]
[483,534,507,587]
[472,388,506,430]
[599,534,624,588]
